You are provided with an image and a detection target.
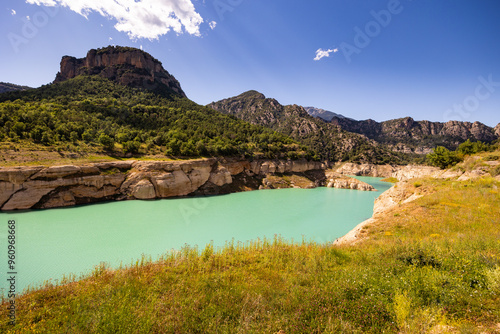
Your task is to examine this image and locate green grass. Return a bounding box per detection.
[1,178,499,333]
[382,177,399,183]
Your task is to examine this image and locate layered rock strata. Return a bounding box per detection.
[0,159,329,211]
[333,162,490,182]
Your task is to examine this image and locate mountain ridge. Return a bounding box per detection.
[329,116,499,154]
[208,91,407,164]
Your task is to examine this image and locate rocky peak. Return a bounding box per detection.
[54,46,186,97]
[305,107,352,122]
[495,123,500,137]
[237,90,267,100]
[402,117,415,129]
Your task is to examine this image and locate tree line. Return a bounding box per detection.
[0,76,314,160]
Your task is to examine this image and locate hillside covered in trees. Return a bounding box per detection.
[0,76,312,160]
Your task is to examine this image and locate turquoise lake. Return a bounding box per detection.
[0,177,391,295]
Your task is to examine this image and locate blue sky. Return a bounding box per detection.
[1,0,500,126]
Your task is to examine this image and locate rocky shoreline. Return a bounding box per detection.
[333,161,498,246]
[0,158,379,211]
[7,159,477,212]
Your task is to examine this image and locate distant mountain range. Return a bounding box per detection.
[304,106,499,154]
[303,107,353,122]
[0,82,31,94]
[328,116,499,154]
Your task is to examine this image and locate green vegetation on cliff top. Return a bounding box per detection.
[1,165,499,333]
[0,76,314,163]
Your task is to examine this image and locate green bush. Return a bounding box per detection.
[457,139,490,155]
[426,146,463,169]
[98,133,115,151]
[122,141,141,154]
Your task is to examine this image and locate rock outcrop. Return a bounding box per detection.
[0,159,326,211]
[391,165,442,181]
[332,162,488,182]
[54,46,186,97]
[325,171,376,191]
[333,163,396,178]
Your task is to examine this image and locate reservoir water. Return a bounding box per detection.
[0,177,391,295]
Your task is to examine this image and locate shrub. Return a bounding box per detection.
[123,141,141,154]
[485,267,500,294]
[457,139,490,155]
[393,290,411,331]
[426,146,462,169]
[98,133,115,151]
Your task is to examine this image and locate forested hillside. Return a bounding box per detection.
[0,76,311,160]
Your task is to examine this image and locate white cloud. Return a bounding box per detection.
[314,48,338,61]
[25,0,204,39]
[209,21,216,30]
[11,9,17,15]
[26,15,30,20]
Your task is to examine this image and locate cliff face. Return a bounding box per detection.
[333,163,396,178]
[0,159,326,211]
[330,116,498,153]
[54,46,186,97]
[332,162,484,182]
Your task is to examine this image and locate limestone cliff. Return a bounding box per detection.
[54,46,186,97]
[333,161,489,182]
[0,159,326,211]
[333,163,396,178]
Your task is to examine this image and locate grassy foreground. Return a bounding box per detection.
[1,178,500,333]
